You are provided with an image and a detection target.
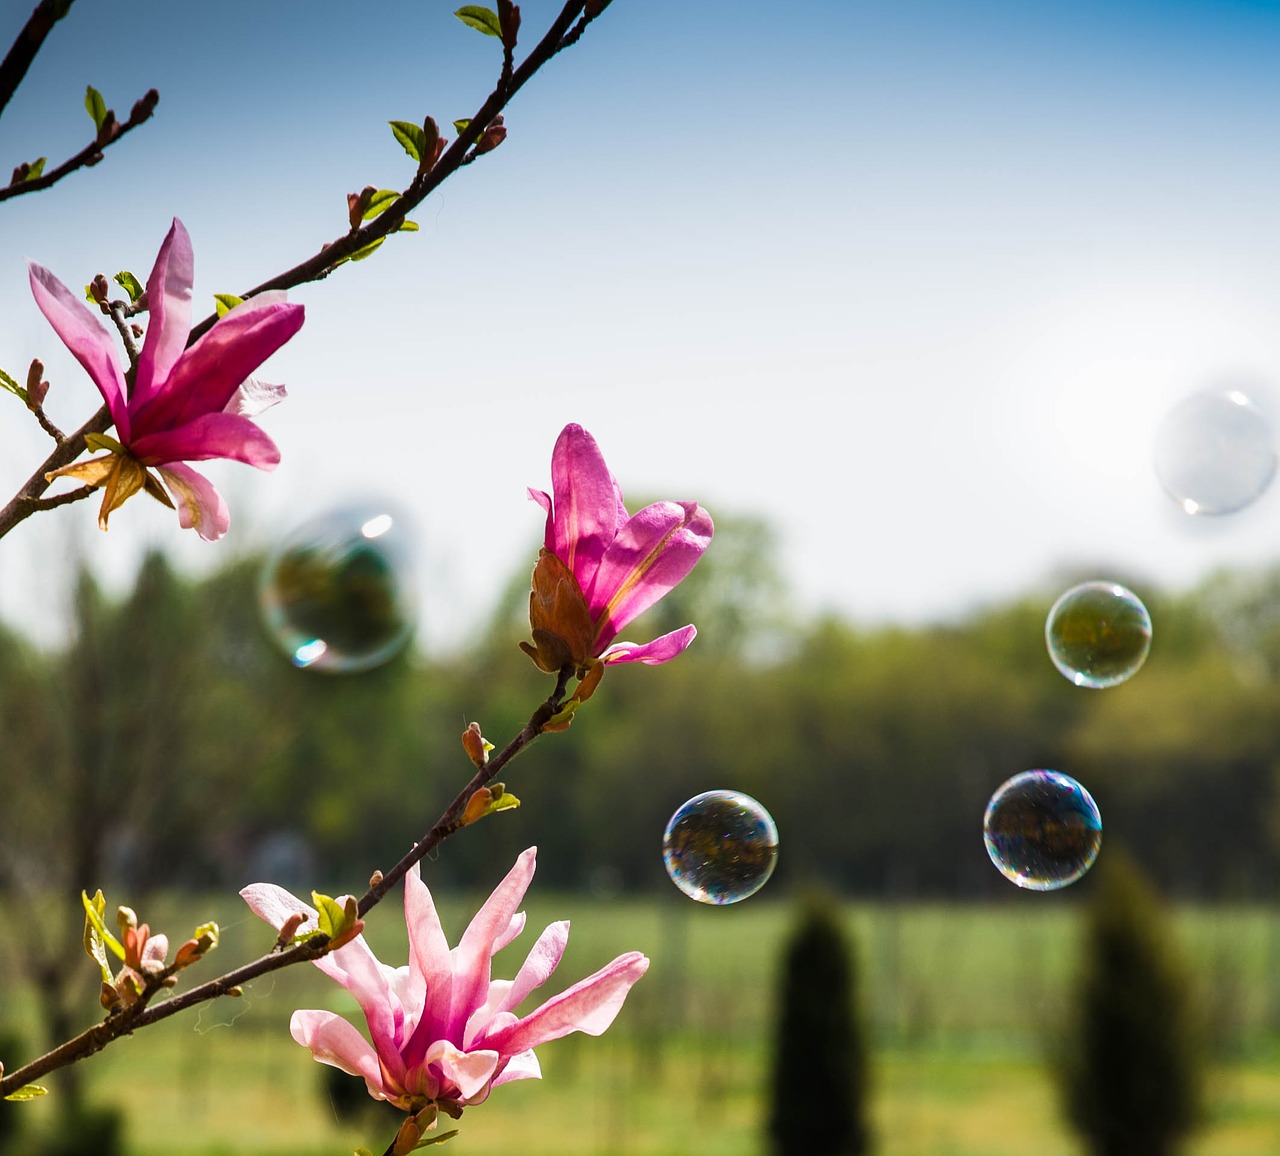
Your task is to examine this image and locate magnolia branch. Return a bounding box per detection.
[0,679,568,1099]
[0,88,159,204]
[0,0,605,544]
[0,0,76,122]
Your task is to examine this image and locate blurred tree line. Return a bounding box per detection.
[4,515,1280,914]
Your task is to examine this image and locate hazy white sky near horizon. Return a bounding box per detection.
[2,0,1280,652]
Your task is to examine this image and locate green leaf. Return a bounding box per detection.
[24,158,46,181]
[84,433,124,454]
[311,892,347,940]
[85,85,108,133]
[81,889,121,982]
[348,237,385,263]
[389,120,425,164]
[398,221,419,233]
[361,189,400,221]
[453,118,471,135]
[415,1131,460,1148]
[0,367,25,402]
[4,1084,48,1102]
[113,271,143,303]
[454,5,502,36]
[213,293,244,319]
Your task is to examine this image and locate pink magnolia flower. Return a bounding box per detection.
[29,217,304,541]
[521,423,713,699]
[240,848,648,1115]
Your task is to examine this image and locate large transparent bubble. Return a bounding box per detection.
[662,790,778,905]
[259,503,416,673]
[1046,581,1151,688]
[983,770,1102,891]
[1154,387,1276,515]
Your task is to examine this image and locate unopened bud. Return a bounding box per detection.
[89,275,110,307]
[228,985,244,998]
[369,869,384,888]
[130,323,143,338]
[116,906,138,933]
[276,911,306,948]
[130,89,159,123]
[25,359,48,409]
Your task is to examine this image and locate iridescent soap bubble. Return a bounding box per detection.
[984,770,1102,891]
[259,503,416,673]
[1046,581,1151,688]
[1154,387,1277,515]
[662,790,778,904]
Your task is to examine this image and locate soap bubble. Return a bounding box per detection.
[1046,581,1151,688]
[984,770,1102,891]
[662,790,778,904]
[1155,387,1276,515]
[259,503,416,673]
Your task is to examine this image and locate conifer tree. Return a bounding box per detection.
[767,894,870,1155]
[1059,851,1202,1156]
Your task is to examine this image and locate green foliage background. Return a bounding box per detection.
[3,515,1280,903]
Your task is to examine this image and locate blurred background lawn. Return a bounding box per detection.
[7,894,1280,1155]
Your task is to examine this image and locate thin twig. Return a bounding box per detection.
[0,89,158,203]
[106,302,140,365]
[0,686,561,1098]
[31,404,63,442]
[0,0,76,122]
[21,484,92,512]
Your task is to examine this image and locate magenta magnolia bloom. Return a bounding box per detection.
[240,848,648,1114]
[523,424,713,680]
[30,217,304,540]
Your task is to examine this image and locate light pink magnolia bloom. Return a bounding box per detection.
[29,217,304,540]
[528,423,713,667]
[240,848,649,1113]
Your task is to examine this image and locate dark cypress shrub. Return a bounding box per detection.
[767,894,870,1156]
[1059,851,1202,1156]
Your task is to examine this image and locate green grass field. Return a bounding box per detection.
[9,893,1280,1155]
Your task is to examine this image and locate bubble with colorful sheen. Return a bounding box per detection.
[662,790,778,904]
[259,503,416,673]
[1155,386,1277,516]
[984,770,1102,891]
[1046,581,1151,688]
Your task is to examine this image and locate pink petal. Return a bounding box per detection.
[600,625,697,666]
[240,881,404,1066]
[589,501,713,645]
[493,911,527,954]
[464,921,568,1047]
[290,1009,386,1095]
[27,261,130,439]
[492,1048,541,1088]
[498,921,567,1014]
[423,1039,500,1102]
[446,848,537,1046]
[130,411,280,469]
[479,952,649,1058]
[130,299,303,431]
[527,488,554,552]
[133,219,194,410]
[240,882,317,932]
[224,376,286,418]
[142,934,169,967]
[549,425,625,602]
[154,464,229,541]
[402,863,454,1065]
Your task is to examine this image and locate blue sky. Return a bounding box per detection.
[2,0,1280,650]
